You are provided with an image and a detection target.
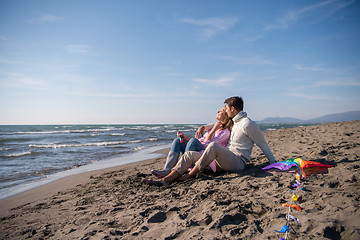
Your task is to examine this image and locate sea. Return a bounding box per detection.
[0,123,311,199]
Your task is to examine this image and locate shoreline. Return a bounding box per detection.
[0,144,170,201]
[0,147,170,217]
[1,121,359,239]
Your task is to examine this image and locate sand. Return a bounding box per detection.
[0,121,359,239]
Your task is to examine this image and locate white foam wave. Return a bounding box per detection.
[147,138,158,141]
[28,139,147,149]
[131,146,146,152]
[0,148,11,151]
[181,129,196,132]
[29,141,127,149]
[4,128,123,135]
[165,130,178,133]
[6,151,32,157]
[127,126,162,131]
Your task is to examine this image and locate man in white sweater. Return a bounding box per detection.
[142,96,275,187]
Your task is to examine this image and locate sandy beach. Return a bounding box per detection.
[0,121,359,239]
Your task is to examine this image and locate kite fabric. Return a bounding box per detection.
[275,225,290,233]
[262,158,334,178]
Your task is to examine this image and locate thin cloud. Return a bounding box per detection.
[223,55,275,65]
[265,0,354,30]
[28,13,64,24]
[0,58,29,65]
[294,64,324,71]
[193,76,235,87]
[157,66,188,77]
[236,33,265,43]
[66,87,202,99]
[0,72,48,91]
[181,17,238,40]
[65,44,93,55]
[315,78,360,87]
[288,90,357,100]
[287,92,333,100]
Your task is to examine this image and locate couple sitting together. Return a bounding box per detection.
[142,96,276,187]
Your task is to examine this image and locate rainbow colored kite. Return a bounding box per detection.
[262,158,334,178]
[264,158,334,240]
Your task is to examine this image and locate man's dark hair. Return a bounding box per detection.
[224,96,244,112]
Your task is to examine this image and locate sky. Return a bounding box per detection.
[0,0,359,124]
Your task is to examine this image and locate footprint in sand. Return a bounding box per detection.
[147,211,167,223]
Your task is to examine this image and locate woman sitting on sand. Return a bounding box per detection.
[151,108,233,177]
[143,96,276,187]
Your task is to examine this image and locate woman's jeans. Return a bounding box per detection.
[163,138,205,171]
[185,138,205,152]
[170,137,205,154]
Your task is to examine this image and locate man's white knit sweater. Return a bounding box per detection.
[228,111,275,164]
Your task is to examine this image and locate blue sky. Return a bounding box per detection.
[0,0,359,124]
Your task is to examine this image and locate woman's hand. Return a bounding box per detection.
[195,126,205,139]
[177,131,190,142]
[204,122,222,141]
[213,122,222,130]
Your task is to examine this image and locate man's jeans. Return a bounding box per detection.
[173,142,246,175]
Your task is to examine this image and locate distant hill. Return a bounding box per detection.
[258,117,302,124]
[308,111,360,123]
[258,111,360,124]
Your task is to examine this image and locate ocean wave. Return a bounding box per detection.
[110,133,125,136]
[0,137,32,143]
[0,148,11,151]
[146,138,158,141]
[130,146,146,152]
[181,129,196,132]
[126,126,163,131]
[2,128,123,135]
[27,138,159,150]
[165,130,178,133]
[28,140,143,149]
[5,151,32,157]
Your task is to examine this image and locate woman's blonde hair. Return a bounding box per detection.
[221,113,234,130]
